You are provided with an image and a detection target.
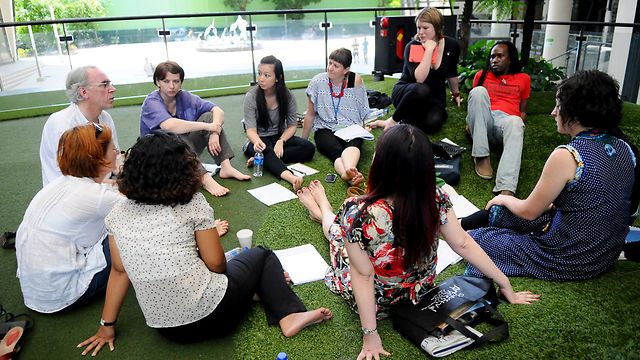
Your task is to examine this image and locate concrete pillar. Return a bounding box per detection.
[609,0,637,100]
[542,0,573,68]
[0,0,17,62]
[490,8,511,38]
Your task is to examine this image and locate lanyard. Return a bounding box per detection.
[328,78,346,122]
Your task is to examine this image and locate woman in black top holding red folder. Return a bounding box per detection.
[370,7,461,135]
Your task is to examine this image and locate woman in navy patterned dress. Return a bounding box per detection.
[466,70,640,281]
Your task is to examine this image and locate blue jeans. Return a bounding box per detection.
[63,236,111,311]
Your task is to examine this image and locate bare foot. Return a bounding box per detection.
[282,170,304,192]
[203,176,230,197]
[349,172,364,186]
[292,176,304,192]
[220,164,251,181]
[215,219,229,237]
[308,180,333,213]
[246,157,254,167]
[297,187,322,223]
[284,271,292,285]
[342,167,364,186]
[279,308,333,338]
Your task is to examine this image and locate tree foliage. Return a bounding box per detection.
[224,0,252,11]
[457,39,564,94]
[14,0,109,33]
[265,0,322,20]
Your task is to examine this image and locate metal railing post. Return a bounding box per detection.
[248,15,257,85]
[323,12,329,70]
[574,27,586,74]
[161,18,169,60]
[61,24,73,69]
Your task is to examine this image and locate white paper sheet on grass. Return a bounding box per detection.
[449,195,481,218]
[441,184,481,219]
[247,183,297,206]
[436,239,463,274]
[334,124,374,141]
[274,244,329,285]
[287,163,319,177]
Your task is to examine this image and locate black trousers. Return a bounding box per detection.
[392,82,447,135]
[314,129,363,162]
[243,134,315,177]
[158,247,306,342]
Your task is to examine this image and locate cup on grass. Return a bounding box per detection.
[236,229,253,249]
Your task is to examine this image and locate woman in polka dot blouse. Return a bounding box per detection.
[465,70,639,281]
[78,131,332,356]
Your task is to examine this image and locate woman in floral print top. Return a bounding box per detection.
[298,124,539,360]
[324,187,449,319]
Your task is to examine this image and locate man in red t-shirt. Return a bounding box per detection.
[466,41,531,196]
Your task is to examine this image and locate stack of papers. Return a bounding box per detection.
[274,244,329,285]
[334,124,374,141]
[287,163,319,177]
[247,183,297,206]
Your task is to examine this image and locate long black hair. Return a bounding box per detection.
[255,55,291,132]
[477,40,523,87]
[361,124,439,268]
[556,70,640,218]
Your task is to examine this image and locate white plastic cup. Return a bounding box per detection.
[236,229,253,249]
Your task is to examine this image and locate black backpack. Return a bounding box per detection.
[366,90,392,109]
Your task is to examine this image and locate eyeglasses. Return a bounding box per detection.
[88,80,112,89]
[93,122,103,137]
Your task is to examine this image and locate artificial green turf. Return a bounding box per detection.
[0,76,639,359]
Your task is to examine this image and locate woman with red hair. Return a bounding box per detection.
[16,123,121,313]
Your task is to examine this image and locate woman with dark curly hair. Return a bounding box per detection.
[79,131,332,356]
[16,123,121,313]
[465,70,640,281]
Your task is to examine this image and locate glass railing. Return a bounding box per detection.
[1,9,638,118]
[0,7,408,118]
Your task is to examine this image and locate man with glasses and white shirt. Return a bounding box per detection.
[39,66,119,186]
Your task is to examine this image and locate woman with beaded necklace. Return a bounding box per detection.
[302,48,371,186]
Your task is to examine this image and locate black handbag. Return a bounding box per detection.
[434,156,461,186]
[391,276,509,356]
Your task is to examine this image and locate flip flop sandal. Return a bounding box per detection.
[1,232,16,250]
[0,326,23,360]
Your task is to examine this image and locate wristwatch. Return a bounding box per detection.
[362,327,377,335]
[100,318,117,326]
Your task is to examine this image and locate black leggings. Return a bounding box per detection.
[243,135,315,178]
[158,247,306,342]
[314,129,363,162]
[392,82,447,135]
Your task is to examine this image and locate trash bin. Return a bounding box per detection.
[373,15,458,80]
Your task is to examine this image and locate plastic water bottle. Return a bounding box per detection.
[224,246,248,261]
[253,151,264,177]
[276,352,288,360]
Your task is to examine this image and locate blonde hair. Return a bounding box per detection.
[414,7,445,42]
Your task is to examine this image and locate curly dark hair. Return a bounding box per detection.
[556,70,622,129]
[117,131,203,206]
